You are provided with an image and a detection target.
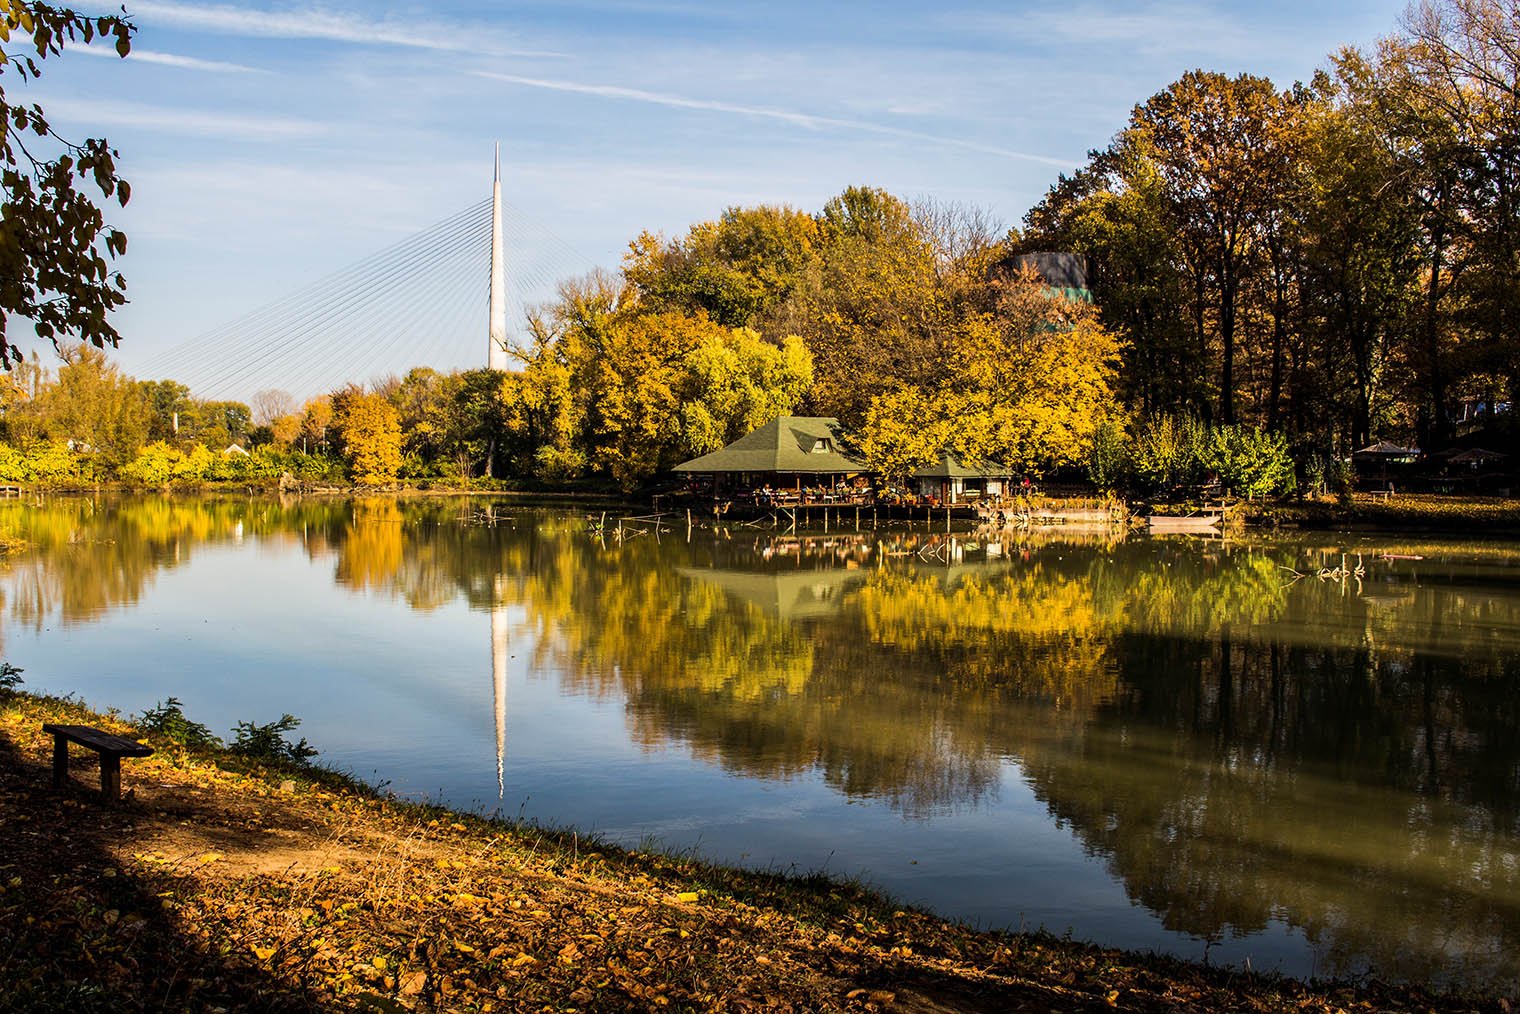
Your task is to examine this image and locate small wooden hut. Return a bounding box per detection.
[912,451,1014,505]
[673,416,870,500]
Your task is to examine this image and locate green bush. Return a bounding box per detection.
[1328,455,1356,507]
[1086,419,1130,492]
[230,714,317,765]
[1204,425,1295,500]
[0,662,23,695]
[136,696,221,749]
[120,441,183,485]
[1131,415,1207,491]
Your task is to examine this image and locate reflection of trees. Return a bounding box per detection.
[1017,633,1520,986]
[0,497,334,641]
[6,499,1520,987]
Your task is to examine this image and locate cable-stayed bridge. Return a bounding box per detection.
[139,156,592,404]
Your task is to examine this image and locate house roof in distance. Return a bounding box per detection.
[912,450,1014,479]
[673,416,868,474]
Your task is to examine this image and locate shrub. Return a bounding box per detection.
[1131,415,1207,492]
[230,714,317,765]
[1204,425,1295,500]
[1328,455,1355,507]
[28,441,82,483]
[1087,419,1129,493]
[120,441,183,485]
[0,444,32,482]
[136,696,221,749]
[0,662,22,695]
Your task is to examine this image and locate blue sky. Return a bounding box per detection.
[26,0,1409,389]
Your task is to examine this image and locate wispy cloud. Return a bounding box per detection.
[73,44,265,73]
[476,71,1079,168]
[943,3,1273,60]
[130,0,563,58]
[42,97,320,140]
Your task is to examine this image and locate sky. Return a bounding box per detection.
[22,0,1413,390]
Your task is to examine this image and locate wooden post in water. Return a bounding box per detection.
[873,507,877,530]
[824,509,829,533]
[855,506,860,531]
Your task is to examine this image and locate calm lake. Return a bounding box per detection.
[3,495,1518,991]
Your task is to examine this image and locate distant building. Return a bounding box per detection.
[1011,251,1092,303]
[912,450,1014,504]
[673,416,869,492]
[223,443,250,457]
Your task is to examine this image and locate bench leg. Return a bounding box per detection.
[52,733,68,790]
[99,754,121,802]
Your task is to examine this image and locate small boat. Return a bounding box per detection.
[1146,514,1221,532]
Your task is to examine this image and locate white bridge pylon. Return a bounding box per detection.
[488,143,511,372]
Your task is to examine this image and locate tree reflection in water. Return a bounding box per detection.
[2,496,1519,988]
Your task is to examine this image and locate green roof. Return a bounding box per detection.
[912,450,1014,480]
[678,566,866,619]
[673,416,869,474]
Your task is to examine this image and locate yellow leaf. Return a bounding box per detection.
[372,955,387,971]
[251,944,276,961]
[200,853,224,864]
[511,952,536,967]
[676,892,699,903]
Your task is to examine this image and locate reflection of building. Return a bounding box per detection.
[678,566,868,620]
[673,416,870,494]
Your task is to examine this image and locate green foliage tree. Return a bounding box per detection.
[1131,415,1208,492]
[1087,419,1130,493]
[40,342,146,463]
[0,1,134,365]
[1204,425,1295,499]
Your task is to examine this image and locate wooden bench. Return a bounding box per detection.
[42,724,154,801]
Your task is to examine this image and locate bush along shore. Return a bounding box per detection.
[0,693,1513,1013]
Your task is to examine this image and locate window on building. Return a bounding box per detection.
[812,438,831,453]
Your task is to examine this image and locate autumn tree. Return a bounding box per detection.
[0,1,135,365]
[856,276,1123,477]
[1119,71,1289,425]
[623,204,819,329]
[331,387,401,485]
[299,395,334,455]
[1378,0,1520,440]
[37,342,146,462]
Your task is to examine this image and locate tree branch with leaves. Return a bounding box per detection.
[0,0,133,366]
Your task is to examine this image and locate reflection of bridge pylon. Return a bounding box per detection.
[492,575,509,798]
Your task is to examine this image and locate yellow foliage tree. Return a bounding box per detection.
[858,276,1123,476]
[332,389,402,485]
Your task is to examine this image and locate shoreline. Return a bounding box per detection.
[7,485,1520,539]
[1,689,1508,1012]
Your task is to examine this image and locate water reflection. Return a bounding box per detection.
[2,496,1518,989]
